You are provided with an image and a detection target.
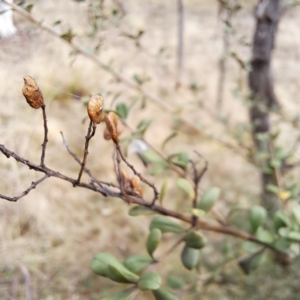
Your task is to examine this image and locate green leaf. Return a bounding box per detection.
[148,165,167,175]
[152,288,180,300]
[138,272,161,291]
[184,231,207,249]
[249,205,267,233]
[150,216,184,234]
[123,255,154,274]
[129,206,155,216]
[278,227,289,238]
[116,103,128,119]
[255,228,274,244]
[136,119,152,135]
[24,3,34,13]
[102,286,136,300]
[176,178,195,200]
[173,152,189,170]
[147,228,162,258]
[266,184,280,194]
[239,250,265,274]
[198,187,220,212]
[273,211,290,232]
[292,205,300,225]
[166,275,184,290]
[140,149,167,165]
[161,132,178,150]
[91,253,139,283]
[159,179,169,205]
[287,231,300,242]
[60,29,75,43]
[181,245,200,270]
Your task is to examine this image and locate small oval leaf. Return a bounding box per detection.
[181,245,200,270]
[102,286,136,300]
[166,275,185,290]
[152,288,180,300]
[147,228,162,258]
[249,205,267,233]
[123,255,154,274]
[176,178,195,200]
[141,149,167,166]
[239,250,265,274]
[150,216,184,234]
[198,187,220,212]
[159,179,170,205]
[91,253,139,283]
[138,272,161,291]
[184,231,207,249]
[116,103,128,119]
[273,211,290,232]
[129,205,155,216]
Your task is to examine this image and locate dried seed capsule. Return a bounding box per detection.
[103,127,112,140]
[120,169,131,191]
[22,76,44,109]
[131,176,143,196]
[104,112,119,143]
[103,120,124,141]
[87,95,103,124]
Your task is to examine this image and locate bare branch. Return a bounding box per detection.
[76,120,96,185]
[116,144,159,205]
[0,143,287,255]
[40,105,48,167]
[0,175,49,202]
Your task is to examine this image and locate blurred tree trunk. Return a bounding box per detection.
[248,0,282,212]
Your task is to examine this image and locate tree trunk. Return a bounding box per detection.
[248,0,282,212]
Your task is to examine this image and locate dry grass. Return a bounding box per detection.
[0,0,300,299]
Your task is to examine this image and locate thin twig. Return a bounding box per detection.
[40,105,48,167]
[156,236,185,262]
[216,0,233,110]
[0,175,49,202]
[76,120,96,185]
[176,0,184,88]
[190,154,208,226]
[116,144,159,205]
[60,131,115,190]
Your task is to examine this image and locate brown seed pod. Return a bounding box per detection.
[131,176,143,196]
[120,169,131,192]
[103,120,124,141]
[104,112,119,144]
[22,76,44,109]
[87,95,103,124]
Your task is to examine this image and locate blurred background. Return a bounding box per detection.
[0,0,300,299]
